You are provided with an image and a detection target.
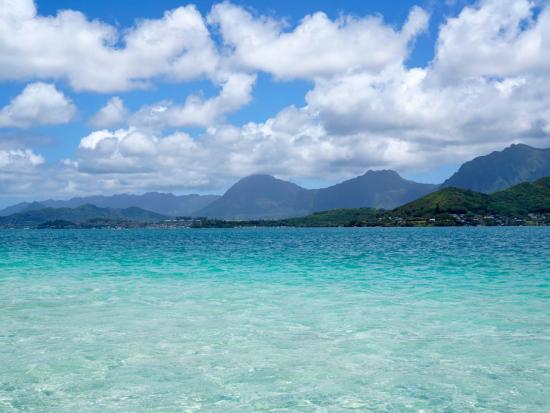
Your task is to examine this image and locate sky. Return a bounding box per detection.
[1,0,550,206]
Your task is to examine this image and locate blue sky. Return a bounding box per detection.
[1,0,549,205]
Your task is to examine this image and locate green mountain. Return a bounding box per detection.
[490,177,550,215]
[396,177,550,218]
[0,204,167,227]
[393,187,491,217]
[442,144,550,193]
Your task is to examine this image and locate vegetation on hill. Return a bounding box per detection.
[490,177,550,215]
[283,208,379,227]
[393,187,491,217]
[195,208,379,228]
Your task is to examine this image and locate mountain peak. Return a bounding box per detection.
[507,143,535,150]
[311,169,437,211]
[364,169,398,174]
[442,143,550,193]
[363,169,401,178]
[199,174,311,219]
[228,174,304,193]
[236,174,278,183]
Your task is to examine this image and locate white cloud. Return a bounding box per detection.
[130,73,256,129]
[0,148,44,169]
[209,3,429,80]
[402,6,431,40]
[0,82,76,128]
[89,97,129,128]
[74,127,208,188]
[0,148,45,196]
[0,0,219,92]
[432,0,550,81]
[0,1,428,92]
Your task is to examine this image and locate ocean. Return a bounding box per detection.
[1,227,549,412]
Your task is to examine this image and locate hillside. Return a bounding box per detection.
[393,187,492,217]
[282,208,379,227]
[395,177,550,218]
[490,177,550,215]
[442,144,550,193]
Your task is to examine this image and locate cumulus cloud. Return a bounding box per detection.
[208,2,429,79]
[0,82,76,128]
[89,97,129,128]
[130,73,256,130]
[304,67,548,144]
[0,148,45,196]
[0,0,427,92]
[0,148,43,170]
[432,0,550,82]
[0,0,218,92]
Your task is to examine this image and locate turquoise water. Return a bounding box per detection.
[1,228,549,412]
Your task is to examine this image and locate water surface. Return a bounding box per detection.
[1,228,549,412]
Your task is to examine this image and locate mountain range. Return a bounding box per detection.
[2,178,549,229]
[1,143,549,220]
[208,177,550,228]
[0,193,219,217]
[200,170,437,219]
[0,204,166,228]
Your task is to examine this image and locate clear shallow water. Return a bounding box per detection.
[1,228,549,412]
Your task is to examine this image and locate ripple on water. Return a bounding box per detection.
[0,227,549,412]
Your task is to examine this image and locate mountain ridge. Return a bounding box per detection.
[0,204,167,227]
[199,177,550,227]
[0,193,220,217]
[442,144,550,193]
[311,169,437,212]
[3,178,549,228]
[197,170,438,219]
